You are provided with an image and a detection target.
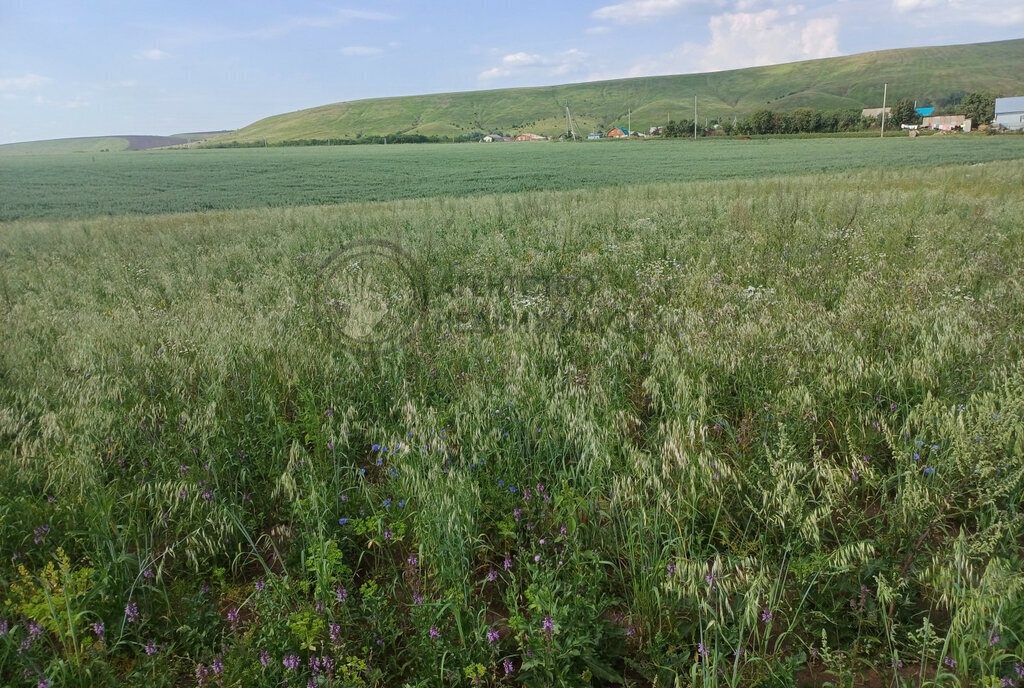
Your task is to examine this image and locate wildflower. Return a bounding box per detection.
[487,627,500,644]
[487,569,497,582]
[667,562,676,576]
[509,486,517,493]
[384,529,392,540]
[145,640,157,655]
[92,621,104,638]
[705,573,717,588]
[178,488,187,499]
[944,655,957,669]
[371,444,381,451]
[735,646,745,657]
[990,630,1000,646]
[697,642,710,659]
[924,467,935,475]
[227,607,240,630]
[202,490,213,501]
[503,556,512,570]
[761,609,773,622]
[408,555,418,567]
[1001,679,1015,688]
[534,554,541,563]
[890,657,903,669]
[143,568,153,579]
[513,508,521,521]
[429,625,440,640]
[260,650,270,667]
[283,654,301,670]
[330,623,340,642]
[398,499,406,507]
[542,615,554,640]
[326,408,333,416]
[413,592,423,604]
[315,599,324,613]
[1016,663,1024,678]
[212,657,223,674]
[125,602,139,622]
[539,538,546,545]
[195,664,209,687]
[339,518,348,525]
[38,679,49,688]
[28,620,43,640]
[336,586,348,602]
[327,441,334,451]
[913,453,919,460]
[383,498,392,508]
[560,524,567,536]
[0,619,7,635]
[255,580,265,592]
[503,658,514,675]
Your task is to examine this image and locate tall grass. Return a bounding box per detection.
[1,160,1022,686]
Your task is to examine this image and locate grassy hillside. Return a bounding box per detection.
[0,132,229,155]
[211,38,1024,144]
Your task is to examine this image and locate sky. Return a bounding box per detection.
[1,0,1021,144]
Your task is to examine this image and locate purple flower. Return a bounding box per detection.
[371,444,381,451]
[503,658,514,675]
[990,628,1001,646]
[178,488,187,499]
[384,529,392,540]
[283,654,300,670]
[180,464,189,474]
[326,408,334,417]
[429,625,440,640]
[667,563,677,576]
[398,499,406,507]
[92,622,104,637]
[212,657,223,674]
[503,556,512,570]
[340,493,348,501]
[125,602,139,622]
[255,580,265,592]
[330,623,341,642]
[336,586,348,602]
[944,655,957,669]
[195,664,209,687]
[143,568,153,579]
[560,524,567,536]
[38,679,49,688]
[0,618,7,636]
[408,555,418,567]
[697,642,710,659]
[315,599,324,613]
[513,508,521,522]
[487,627,500,644]
[227,607,240,630]
[487,569,497,582]
[145,640,157,655]
[1016,663,1024,678]
[761,609,773,622]
[413,592,423,605]
[534,554,541,563]
[542,615,554,640]
[327,441,334,451]
[260,650,270,667]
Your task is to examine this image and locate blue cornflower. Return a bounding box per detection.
[509,486,517,493]
[383,498,392,508]
[931,444,939,450]
[398,500,406,508]
[913,453,920,460]
[915,440,924,446]
[498,480,504,487]
[924,467,935,475]
[339,518,348,525]
[371,444,381,451]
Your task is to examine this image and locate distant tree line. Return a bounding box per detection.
[202,131,487,148]
[662,92,998,137]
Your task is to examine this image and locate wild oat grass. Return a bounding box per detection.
[0,160,1022,686]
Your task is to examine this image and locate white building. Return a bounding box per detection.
[994,97,1024,130]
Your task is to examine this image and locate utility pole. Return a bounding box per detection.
[880,83,888,138]
[694,95,698,140]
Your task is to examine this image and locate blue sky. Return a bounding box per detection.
[1,0,1020,144]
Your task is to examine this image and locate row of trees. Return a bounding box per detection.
[663,92,998,137]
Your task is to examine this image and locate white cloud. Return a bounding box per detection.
[138,48,169,60]
[584,25,612,35]
[0,73,51,91]
[480,49,589,81]
[340,45,384,56]
[592,0,693,23]
[591,6,840,78]
[700,9,839,70]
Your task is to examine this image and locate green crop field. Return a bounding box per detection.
[1,148,1023,686]
[3,135,1024,221]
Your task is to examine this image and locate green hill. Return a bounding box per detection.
[0,132,229,155]
[211,38,1024,144]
